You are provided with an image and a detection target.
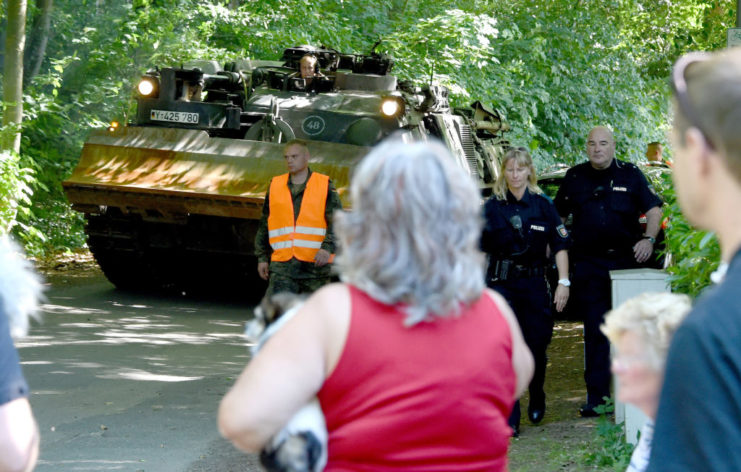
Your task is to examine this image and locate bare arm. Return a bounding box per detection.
[485,289,534,399]
[643,206,662,240]
[218,284,350,452]
[0,398,39,472]
[553,249,570,312]
[633,206,662,263]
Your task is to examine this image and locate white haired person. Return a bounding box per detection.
[601,292,691,472]
[219,140,533,471]
[0,236,43,472]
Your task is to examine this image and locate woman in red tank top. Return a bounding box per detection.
[219,140,534,471]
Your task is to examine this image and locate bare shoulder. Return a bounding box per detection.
[483,288,517,325]
[482,288,511,312]
[301,283,351,319]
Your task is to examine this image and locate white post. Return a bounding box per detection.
[609,268,669,444]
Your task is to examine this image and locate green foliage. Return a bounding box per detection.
[582,399,635,470]
[379,0,681,165]
[0,147,35,236]
[628,169,719,298]
[662,182,720,298]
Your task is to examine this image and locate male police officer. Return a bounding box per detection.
[255,139,342,297]
[554,126,662,417]
[647,49,741,471]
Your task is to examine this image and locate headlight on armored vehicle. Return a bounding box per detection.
[137,77,158,97]
[381,97,404,117]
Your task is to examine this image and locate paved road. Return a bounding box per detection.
[16,273,262,471]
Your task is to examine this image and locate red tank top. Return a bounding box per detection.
[317,286,516,472]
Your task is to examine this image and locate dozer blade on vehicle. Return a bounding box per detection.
[63,126,365,295]
[64,127,361,219]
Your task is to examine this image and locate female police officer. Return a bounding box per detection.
[481,147,570,436]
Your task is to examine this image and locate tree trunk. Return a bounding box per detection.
[229,0,239,10]
[23,0,53,86]
[2,0,27,154]
[0,4,6,72]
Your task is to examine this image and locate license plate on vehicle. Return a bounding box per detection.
[150,109,199,124]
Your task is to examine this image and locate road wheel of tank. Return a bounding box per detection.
[85,213,173,292]
[175,253,267,301]
[244,117,295,143]
[91,247,156,291]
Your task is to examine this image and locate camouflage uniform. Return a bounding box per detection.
[255,169,343,297]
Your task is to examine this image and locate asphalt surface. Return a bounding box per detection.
[16,273,263,471]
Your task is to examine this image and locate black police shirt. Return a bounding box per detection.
[554,159,662,256]
[481,188,570,267]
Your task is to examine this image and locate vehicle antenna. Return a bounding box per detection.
[370,39,382,54]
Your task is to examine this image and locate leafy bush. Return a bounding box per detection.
[582,399,635,470]
[0,148,35,236]
[662,181,720,298]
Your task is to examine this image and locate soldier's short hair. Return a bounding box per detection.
[284,139,310,156]
[300,54,317,67]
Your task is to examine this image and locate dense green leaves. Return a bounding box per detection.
[662,181,721,298]
[0,147,35,236]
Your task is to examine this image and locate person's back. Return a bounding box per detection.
[647,49,741,471]
[648,256,741,471]
[318,286,514,472]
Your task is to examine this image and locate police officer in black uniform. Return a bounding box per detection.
[481,147,571,436]
[554,126,662,417]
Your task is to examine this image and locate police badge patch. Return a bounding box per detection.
[557,224,568,238]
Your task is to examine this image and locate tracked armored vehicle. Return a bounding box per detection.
[63,46,511,295]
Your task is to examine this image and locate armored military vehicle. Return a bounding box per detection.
[63,45,511,295]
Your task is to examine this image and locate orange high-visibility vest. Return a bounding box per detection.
[267,172,334,263]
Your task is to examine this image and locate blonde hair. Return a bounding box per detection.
[601,292,691,371]
[492,147,542,200]
[334,139,485,325]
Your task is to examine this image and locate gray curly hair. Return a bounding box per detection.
[334,139,485,325]
[0,236,43,339]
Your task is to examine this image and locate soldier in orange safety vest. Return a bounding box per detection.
[254,139,343,297]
